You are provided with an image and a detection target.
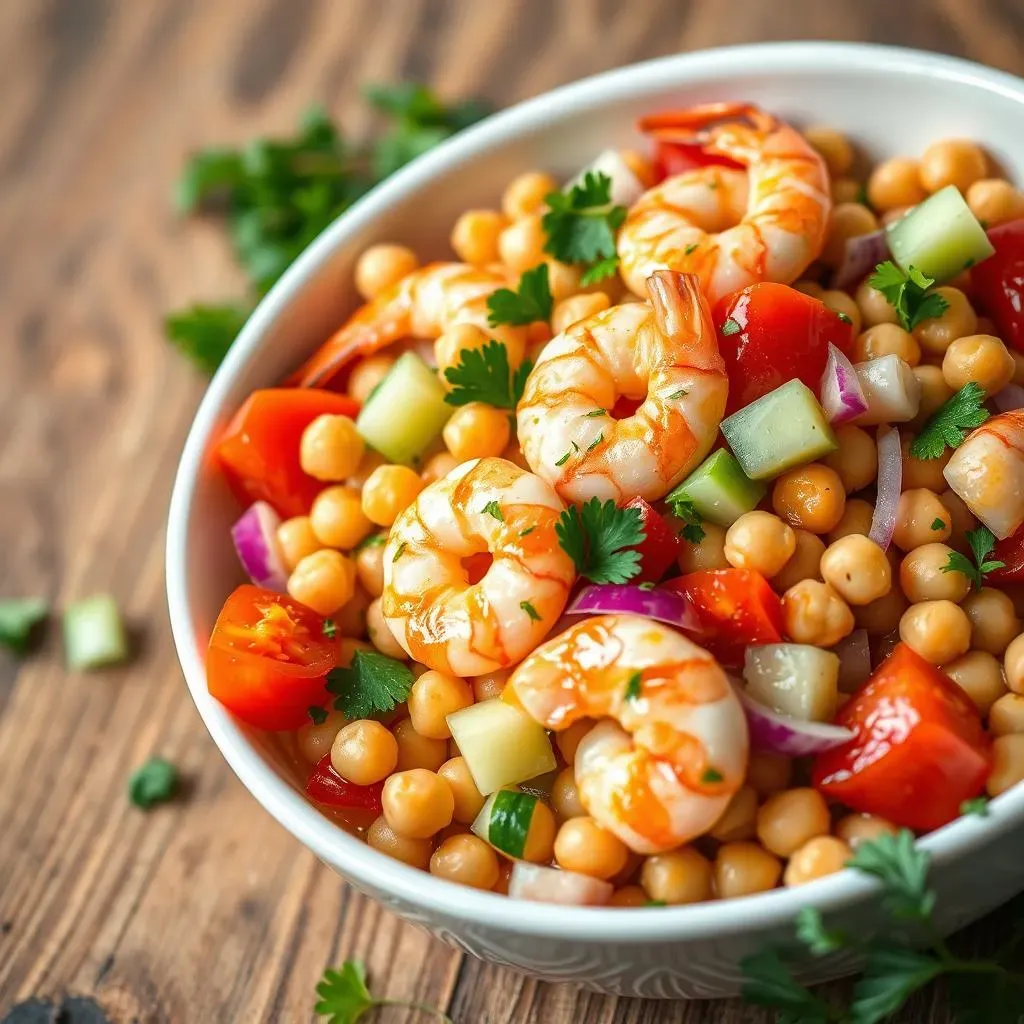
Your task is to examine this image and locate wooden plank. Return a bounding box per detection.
[1,1,1022,1021]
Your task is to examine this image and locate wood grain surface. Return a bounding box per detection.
[2,1,1024,1022]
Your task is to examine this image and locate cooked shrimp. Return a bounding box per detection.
[618,102,830,305]
[287,262,523,387]
[508,614,748,854]
[944,409,1024,539]
[381,457,576,676]
[515,270,727,503]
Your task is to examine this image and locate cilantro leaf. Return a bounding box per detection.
[327,649,414,720]
[930,517,945,531]
[795,907,850,957]
[308,705,329,725]
[128,758,178,810]
[444,340,533,409]
[701,766,724,784]
[667,496,706,544]
[740,949,836,1023]
[555,498,645,584]
[487,263,553,326]
[164,304,250,375]
[847,829,934,921]
[322,619,338,639]
[624,671,642,701]
[868,261,949,331]
[0,598,48,654]
[520,600,541,622]
[942,526,1005,591]
[541,172,626,283]
[315,962,374,1023]
[482,500,504,521]
[910,382,989,460]
[849,947,942,1024]
[960,796,989,817]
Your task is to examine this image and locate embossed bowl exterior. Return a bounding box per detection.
[168,43,1024,998]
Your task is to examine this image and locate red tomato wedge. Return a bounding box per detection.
[207,585,340,731]
[713,284,855,415]
[651,140,744,182]
[812,644,990,831]
[990,524,1024,584]
[971,219,1024,353]
[623,497,680,583]
[215,389,360,519]
[306,754,385,813]
[662,569,784,666]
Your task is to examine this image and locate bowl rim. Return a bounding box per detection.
[167,40,1024,943]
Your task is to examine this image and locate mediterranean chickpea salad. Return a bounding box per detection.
[205,100,1024,909]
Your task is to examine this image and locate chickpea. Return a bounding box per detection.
[354,537,386,597]
[498,214,546,274]
[783,579,855,646]
[901,434,951,492]
[437,756,485,823]
[967,178,1024,228]
[421,451,460,485]
[820,534,892,605]
[382,768,454,839]
[310,485,374,550]
[287,549,356,616]
[544,259,584,301]
[472,669,508,703]
[854,580,910,635]
[610,885,648,908]
[1006,634,1024,694]
[794,279,825,299]
[899,600,972,664]
[963,588,1021,656]
[551,767,587,821]
[805,126,854,176]
[943,650,1007,715]
[920,139,988,194]
[641,847,713,904]
[299,414,365,482]
[820,425,876,494]
[551,292,610,335]
[408,670,474,739]
[784,836,853,887]
[554,816,629,880]
[990,693,1024,736]
[442,402,511,461]
[556,719,594,764]
[723,511,796,578]
[942,334,1015,396]
[772,530,826,592]
[746,753,792,798]
[853,323,921,366]
[347,448,387,489]
[892,488,952,551]
[867,156,927,211]
[820,290,862,335]
[898,542,970,604]
[835,813,899,850]
[827,498,875,544]
[714,842,782,898]
[756,788,831,858]
[347,355,395,405]
[709,784,759,842]
[939,489,977,554]
[333,581,370,638]
[987,734,1024,796]
[277,516,322,573]
[822,203,880,267]
[367,815,432,869]
[911,365,954,427]
[355,244,419,301]
[329,719,398,785]
[677,522,728,572]
[429,834,500,889]
[913,287,978,356]
[450,209,508,265]
[855,278,900,327]
[366,597,406,659]
[772,464,846,534]
[296,710,345,764]
[393,717,449,772]
[501,170,558,220]
[437,324,499,383]
[361,465,424,528]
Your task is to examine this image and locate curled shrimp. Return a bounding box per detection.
[515,270,727,503]
[944,409,1024,539]
[508,614,748,854]
[618,102,830,305]
[287,262,523,388]
[381,457,576,676]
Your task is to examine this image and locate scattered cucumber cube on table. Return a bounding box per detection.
[63,594,129,670]
[665,449,767,527]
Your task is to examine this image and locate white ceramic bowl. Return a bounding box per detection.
[167,42,1024,999]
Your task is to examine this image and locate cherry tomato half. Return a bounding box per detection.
[306,754,385,813]
[971,219,1024,353]
[215,389,361,519]
[812,644,990,832]
[623,497,680,584]
[207,585,340,731]
[652,140,744,182]
[714,283,854,415]
[990,524,1024,584]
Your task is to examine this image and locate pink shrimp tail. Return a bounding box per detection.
[645,270,725,374]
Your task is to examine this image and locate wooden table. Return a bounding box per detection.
[3,1,1024,1021]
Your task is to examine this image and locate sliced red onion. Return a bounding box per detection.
[820,343,868,424]
[869,426,902,550]
[508,862,613,906]
[831,629,872,693]
[231,501,288,592]
[567,584,701,631]
[831,229,890,292]
[993,383,1024,413]
[735,685,854,758]
[568,150,645,208]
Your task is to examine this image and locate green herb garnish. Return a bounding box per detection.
[520,601,541,622]
[868,260,949,331]
[327,649,414,720]
[555,498,645,585]
[315,960,453,1024]
[487,263,553,326]
[911,382,989,460]
[0,598,48,654]
[128,758,178,810]
[443,340,533,409]
[624,671,643,701]
[541,171,626,284]
[942,526,1005,591]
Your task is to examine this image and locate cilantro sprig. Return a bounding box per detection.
[541,171,626,285]
[443,340,533,409]
[486,263,553,326]
[0,598,48,654]
[942,526,1005,591]
[326,649,414,720]
[868,261,949,331]
[555,498,645,584]
[666,496,706,544]
[315,961,452,1023]
[128,758,178,810]
[910,383,989,460]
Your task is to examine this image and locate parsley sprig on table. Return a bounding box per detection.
[868,261,949,331]
[169,86,490,372]
[326,649,414,720]
[487,263,553,326]
[443,340,533,409]
[556,498,645,584]
[942,526,1006,591]
[542,171,627,285]
[742,829,1024,1024]
[315,961,452,1023]
[910,383,989,460]
[0,598,48,654]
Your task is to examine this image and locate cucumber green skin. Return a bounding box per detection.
[63,594,128,670]
[720,379,838,481]
[665,449,767,527]
[887,184,995,283]
[355,352,452,464]
[487,790,537,857]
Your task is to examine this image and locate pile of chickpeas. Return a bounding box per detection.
[268,128,1024,903]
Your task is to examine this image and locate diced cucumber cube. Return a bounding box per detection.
[355,352,452,465]
[665,450,767,528]
[63,594,128,670]
[886,185,995,283]
[721,379,838,481]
